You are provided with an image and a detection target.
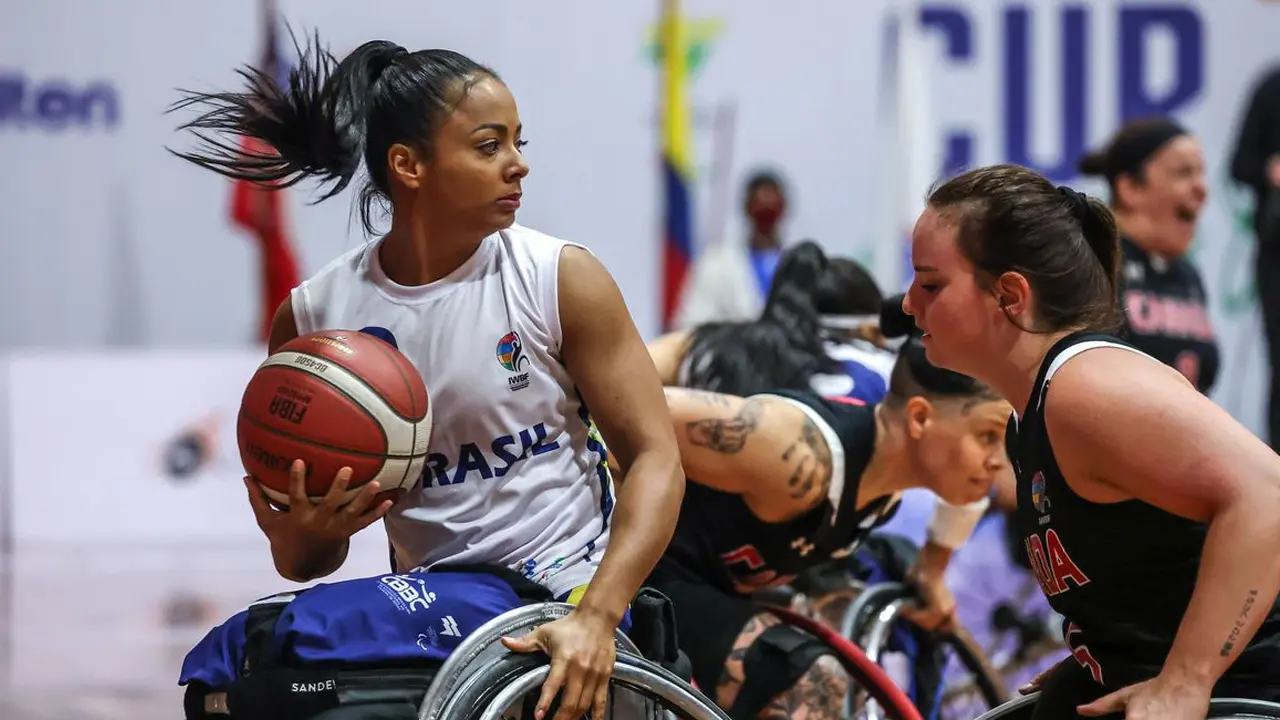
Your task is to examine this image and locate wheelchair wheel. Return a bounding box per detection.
[841,581,913,641]
[932,625,1008,720]
[419,603,641,720]
[433,648,731,720]
[974,692,1280,720]
[1207,698,1280,718]
[842,582,1007,720]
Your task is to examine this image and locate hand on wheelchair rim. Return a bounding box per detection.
[1018,658,1064,695]
[900,572,959,633]
[501,609,618,720]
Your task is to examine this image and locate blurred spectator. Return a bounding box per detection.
[675,170,789,328]
[1079,119,1217,393]
[1230,66,1280,444]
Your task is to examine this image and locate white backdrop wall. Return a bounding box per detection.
[1,0,1278,432]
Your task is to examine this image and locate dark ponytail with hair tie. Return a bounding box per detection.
[169,30,499,235]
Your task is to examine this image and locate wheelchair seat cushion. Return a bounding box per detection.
[181,569,532,690]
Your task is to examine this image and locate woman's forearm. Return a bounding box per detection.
[575,450,684,624]
[269,529,349,583]
[1162,497,1280,686]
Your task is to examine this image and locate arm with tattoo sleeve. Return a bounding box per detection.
[664,387,835,522]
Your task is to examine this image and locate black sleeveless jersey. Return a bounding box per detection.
[657,390,899,597]
[1118,238,1220,393]
[1009,333,1280,690]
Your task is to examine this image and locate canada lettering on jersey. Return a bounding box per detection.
[421,422,562,487]
[1024,528,1091,596]
[1124,290,1214,341]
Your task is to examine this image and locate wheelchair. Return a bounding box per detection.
[749,578,1005,720]
[972,691,1280,720]
[419,598,963,720]
[834,581,1006,720]
[416,601,730,720]
[189,599,730,720]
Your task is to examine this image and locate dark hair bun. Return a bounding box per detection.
[879,293,986,397]
[879,294,920,339]
[1077,149,1110,177]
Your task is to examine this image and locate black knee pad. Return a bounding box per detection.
[729,624,834,720]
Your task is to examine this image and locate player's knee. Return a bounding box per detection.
[768,655,849,719]
[731,625,844,720]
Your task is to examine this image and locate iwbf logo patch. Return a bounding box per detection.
[496,331,531,392]
[1031,472,1051,515]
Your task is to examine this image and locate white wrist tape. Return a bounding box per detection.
[926,495,991,549]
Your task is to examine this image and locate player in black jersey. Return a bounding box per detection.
[651,246,992,634]
[1078,119,1219,393]
[644,333,1012,720]
[903,163,1280,719]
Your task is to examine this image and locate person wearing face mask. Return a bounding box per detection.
[1077,119,1219,393]
[675,170,791,329]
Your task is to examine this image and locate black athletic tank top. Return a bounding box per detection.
[657,390,899,597]
[1118,237,1220,393]
[1009,332,1280,691]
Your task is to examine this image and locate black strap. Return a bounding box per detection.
[221,593,342,720]
[241,596,292,676]
[628,588,679,664]
[728,624,831,720]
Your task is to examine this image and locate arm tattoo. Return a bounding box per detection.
[1221,588,1259,657]
[685,398,764,454]
[781,415,834,500]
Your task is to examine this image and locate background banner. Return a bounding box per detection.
[2,0,1275,432]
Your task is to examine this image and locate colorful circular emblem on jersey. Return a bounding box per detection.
[496,331,529,372]
[1031,471,1051,514]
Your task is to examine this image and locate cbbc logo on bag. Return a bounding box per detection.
[0,72,120,131]
[376,574,437,614]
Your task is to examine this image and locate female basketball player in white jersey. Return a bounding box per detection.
[902,163,1280,718]
[171,36,684,720]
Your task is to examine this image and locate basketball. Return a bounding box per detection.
[237,330,432,508]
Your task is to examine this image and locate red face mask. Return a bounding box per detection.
[749,205,784,234]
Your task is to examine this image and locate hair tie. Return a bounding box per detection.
[819,314,879,330]
[371,45,409,82]
[1058,185,1091,224]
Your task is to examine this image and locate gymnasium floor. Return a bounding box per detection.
[0,541,393,720]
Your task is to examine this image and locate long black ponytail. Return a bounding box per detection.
[683,241,881,396]
[168,31,497,234]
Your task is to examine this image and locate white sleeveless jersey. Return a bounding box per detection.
[290,224,614,597]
